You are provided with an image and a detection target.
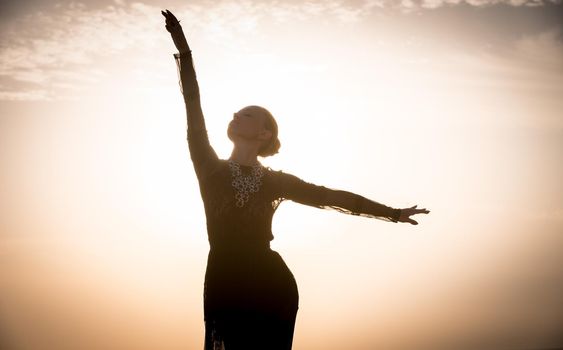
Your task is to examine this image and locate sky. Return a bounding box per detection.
[1,0,562,349]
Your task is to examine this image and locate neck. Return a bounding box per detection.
[229,142,260,166]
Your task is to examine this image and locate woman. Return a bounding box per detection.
[161,9,430,350]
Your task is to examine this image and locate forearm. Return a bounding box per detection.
[172,51,219,176]
[359,196,401,223]
[325,190,401,223]
[174,52,206,133]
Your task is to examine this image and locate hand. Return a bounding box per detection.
[161,9,190,53]
[398,205,430,225]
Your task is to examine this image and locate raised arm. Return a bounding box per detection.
[274,171,429,225]
[162,10,218,178]
[174,51,207,134]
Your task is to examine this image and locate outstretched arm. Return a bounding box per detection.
[324,189,402,222]
[274,171,430,225]
[162,9,218,177]
[162,9,205,133]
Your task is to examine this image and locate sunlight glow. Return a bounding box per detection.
[1,1,562,349]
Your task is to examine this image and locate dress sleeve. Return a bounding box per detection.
[174,52,219,179]
[274,170,401,223]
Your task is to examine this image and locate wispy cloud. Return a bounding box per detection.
[0,0,561,101]
[0,2,161,100]
[514,28,563,70]
[0,1,368,101]
[368,0,562,11]
[420,0,561,8]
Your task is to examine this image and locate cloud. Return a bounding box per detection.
[347,0,563,11]
[0,90,51,101]
[0,1,376,101]
[0,0,562,101]
[514,28,563,69]
[474,27,563,80]
[420,0,562,8]
[0,2,162,100]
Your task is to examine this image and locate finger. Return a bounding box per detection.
[166,14,179,27]
[167,9,178,21]
[162,11,171,24]
[411,205,417,209]
[410,219,418,225]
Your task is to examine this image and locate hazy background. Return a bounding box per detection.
[1,0,562,349]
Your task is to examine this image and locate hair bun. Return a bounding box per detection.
[259,136,280,157]
[254,105,280,158]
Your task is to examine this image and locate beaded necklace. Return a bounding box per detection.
[228,159,264,208]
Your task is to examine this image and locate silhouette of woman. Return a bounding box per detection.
[162,9,430,350]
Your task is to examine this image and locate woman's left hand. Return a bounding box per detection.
[398,205,430,225]
[161,9,190,53]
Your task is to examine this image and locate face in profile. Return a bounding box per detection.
[227,106,272,144]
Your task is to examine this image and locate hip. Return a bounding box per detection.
[205,247,296,284]
[204,247,299,312]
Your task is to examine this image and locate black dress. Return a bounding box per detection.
[173,52,401,350]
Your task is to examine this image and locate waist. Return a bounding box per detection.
[209,240,271,253]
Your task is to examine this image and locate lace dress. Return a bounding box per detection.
[174,52,401,350]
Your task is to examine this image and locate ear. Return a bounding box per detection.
[259,129,272,142]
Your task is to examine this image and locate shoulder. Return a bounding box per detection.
[262,166,304,189]
[263,165,293,178]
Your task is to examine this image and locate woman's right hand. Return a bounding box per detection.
[161,9,190,53]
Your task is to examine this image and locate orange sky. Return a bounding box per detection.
[1,1,562,349]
